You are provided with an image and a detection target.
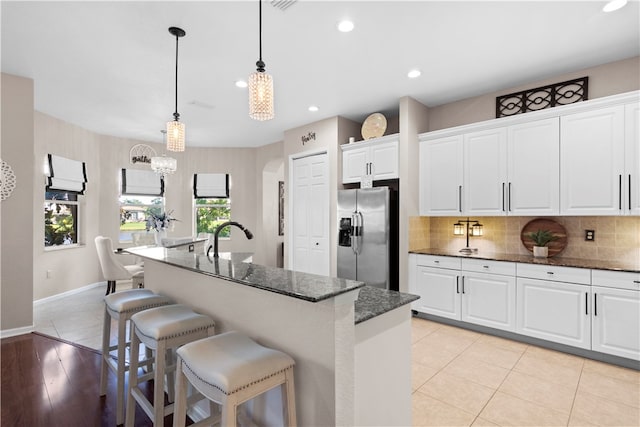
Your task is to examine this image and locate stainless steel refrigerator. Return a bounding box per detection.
[337,187,398,290]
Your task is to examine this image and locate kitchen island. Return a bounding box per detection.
[126,246,418,426]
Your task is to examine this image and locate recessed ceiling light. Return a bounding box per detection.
[235,80,248,88]
[407,69,421,79]
[603,0,627,12]
[308,105,319,112]
[337,20,354,33]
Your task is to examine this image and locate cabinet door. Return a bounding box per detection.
[342,146,369,184]
[462,272,516,332]
[507,118,560,215]
[419,136,463,216]
[412,266,461,320]
[625,103,640,215]
[592,286,640,361]
[370,140,398,181]
[516,278,590,349]
[560,106,625,215]
[464,128,508,216]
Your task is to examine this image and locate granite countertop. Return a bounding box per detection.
[126,246,365,303]
[354,286,420,324]
[410,248,640,273]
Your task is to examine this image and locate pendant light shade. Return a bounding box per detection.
[151,130,177,177]
[249,0,274,121]
[167,26,186,152]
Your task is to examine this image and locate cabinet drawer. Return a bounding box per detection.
[516,263,591,285]
[462,259,516,276]
[592,269,640,291]
[415,254,461,270]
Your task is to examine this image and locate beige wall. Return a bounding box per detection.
[1,74,35,332]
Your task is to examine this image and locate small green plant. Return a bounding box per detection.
[528,229,557,247]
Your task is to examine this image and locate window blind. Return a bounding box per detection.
[46,154,87,194]
[193,173,229,198]
[121,169,164,196]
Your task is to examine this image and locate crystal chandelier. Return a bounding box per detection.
[248,0,274,121]
[151,130,177,176]
[167,27,186,151]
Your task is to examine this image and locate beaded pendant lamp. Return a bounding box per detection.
[248,0,274,121]
[167,26,186,151]
[151,130,177,177]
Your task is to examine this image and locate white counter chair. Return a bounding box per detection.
[95,236,144,294]
[125,304,216,427]
[101,289,173,426]
[173,331,297,427]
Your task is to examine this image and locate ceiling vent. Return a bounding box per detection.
[270,0,296,11]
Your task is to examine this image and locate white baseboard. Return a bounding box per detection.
[33,281,105,306]
[0,325,34,339]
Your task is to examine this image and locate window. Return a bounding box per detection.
[194,198,231,237]
[119,195,164,243]
[45,190,79,247]
[193,173,231,237]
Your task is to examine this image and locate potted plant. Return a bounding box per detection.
[527,229,557,258]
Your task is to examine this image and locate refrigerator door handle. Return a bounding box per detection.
[355,211,364,255]
[351,212,358,254]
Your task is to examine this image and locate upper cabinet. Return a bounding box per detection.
[419,91,638,217]
[560,106,625,215]
[341,135,399,184]
[420,118,559,216]
[626,102,640,215]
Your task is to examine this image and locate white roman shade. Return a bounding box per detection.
[121,168,164,196]
[193,173,229,198]
[46,154,87,194]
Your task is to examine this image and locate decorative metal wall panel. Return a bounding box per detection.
[496,77,588,118]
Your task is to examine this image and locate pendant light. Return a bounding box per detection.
[151,130,177,177]
[166,26,186,151]
[248,0,274,121]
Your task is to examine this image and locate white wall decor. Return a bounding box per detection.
[0,158,17,201]
[129,144,156,165]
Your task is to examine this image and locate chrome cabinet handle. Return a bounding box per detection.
[508,182,512,211]
[456,276,460,294]
[619,174,622,210]
[458,185,462,212]
[502,183,506,212]
[461,276,465,294]
[585,292,588,315]
[629,174,632,212]
[594,293,598,316]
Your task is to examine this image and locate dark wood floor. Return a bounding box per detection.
[1,332,188,427]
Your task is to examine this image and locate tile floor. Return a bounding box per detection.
[33,283,640,426]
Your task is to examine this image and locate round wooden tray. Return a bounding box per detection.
[520,218,568,257]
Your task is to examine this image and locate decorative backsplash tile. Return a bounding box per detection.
[409,216,640,265]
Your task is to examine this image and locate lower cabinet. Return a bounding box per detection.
[516,277,591,349]
[410,254,639,361]
[462,272,516,332]
[592,286,640,360]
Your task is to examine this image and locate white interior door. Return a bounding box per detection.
[291,152,329,276]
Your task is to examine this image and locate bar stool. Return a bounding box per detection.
[100,289,172,426]
[173,331,297,427]
[125,304,216,427]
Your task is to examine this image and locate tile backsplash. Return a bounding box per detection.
[409,216,640,265]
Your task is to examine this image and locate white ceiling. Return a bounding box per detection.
[2,1,639,148]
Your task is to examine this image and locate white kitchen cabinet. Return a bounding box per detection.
[410,255,461,320]
[516,276,591,349]
[419,136,463,216]
[341,136,398,184]
[461,259,516,332]
[507,118,560,215]
[464,128,507,216]
[625,102,640,215]
[591,269,640,361]
[560,105,625,215]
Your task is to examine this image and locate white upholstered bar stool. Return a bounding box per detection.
[100,289,173,426]
[173,331,297,427]
[125,304,216,427]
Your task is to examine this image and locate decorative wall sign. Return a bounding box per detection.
[130,144,157,165]
[301,132,316,146]
[278,181,285,236]
[0,158,17,201]
[496,77,588,118]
